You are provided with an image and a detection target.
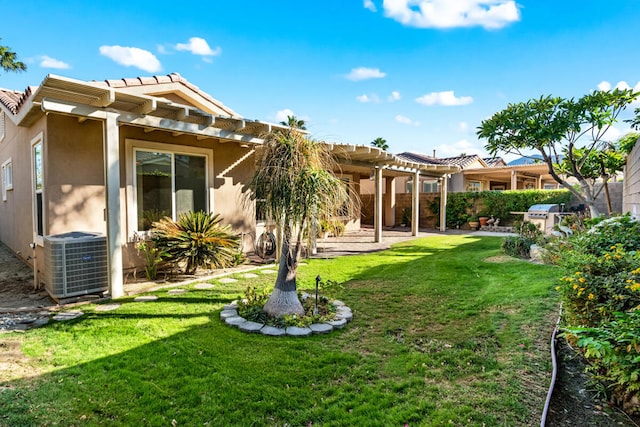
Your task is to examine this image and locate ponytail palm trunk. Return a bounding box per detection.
[251,129,351,317]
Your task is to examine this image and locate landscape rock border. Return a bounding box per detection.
[220,299,352,337]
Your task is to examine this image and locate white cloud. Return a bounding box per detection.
[597,80,640,92]
[157,44,170,55]
[175,37,221,60]
[275,109,296,123]
[388,91,401,102]
[356,93,381,103]
[39,55,70,69]
[364,0,377,11]
[458,121,469,132]
[434,139,486,158]
[395,114,420,126]
[416,90,473,106]
[99,45,161,73]
[381,0,520,29]
[345,67,386,81]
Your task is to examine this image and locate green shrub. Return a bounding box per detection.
[136,240,167,280]
[151,211,241,274]
[554,215,640,412]
[430,189,573,228]
[564,311,640,414]
[501,221,542,258]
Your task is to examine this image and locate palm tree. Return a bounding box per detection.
[280,115,306,130]
[0,39,26,74]
[250,129,352,317]
[370,137,389,151]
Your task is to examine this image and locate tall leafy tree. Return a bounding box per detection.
[370,137,389,151]
[477,89,638,217]
[0,39,26,74]
[250,129,351,317]
[279,115,306,130]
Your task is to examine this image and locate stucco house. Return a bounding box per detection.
[392,152,558,193]
[0,73,458,298]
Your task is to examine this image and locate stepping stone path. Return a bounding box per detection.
[95,303,121,312]
[241,273,259,279]
[134,295,158,302]
[260,269,277,274]
[220,301,353,337]
[53,310,84,321]
[193,283,215,290]
[167,289,186,295]
[218,278,237,284]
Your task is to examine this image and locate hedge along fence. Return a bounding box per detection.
[429,189,574,229]
[361,189,573,229]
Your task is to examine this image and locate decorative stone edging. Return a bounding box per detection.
[220,299,353,337]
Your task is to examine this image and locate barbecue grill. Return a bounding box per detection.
[526,204,561,234]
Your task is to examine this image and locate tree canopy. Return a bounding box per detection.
[477,89,639,217]
[279,115,306,130]
[370,137,389,151]
[250,129,352,316]
[0,39,26,74]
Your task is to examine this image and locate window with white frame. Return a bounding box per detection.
[2,158,12,201]
[467,181,481,192]
[543,183,557,190]
[422,180,438,193]
[406,181,413,193]
[32,135,44,242]
[135,149,207,231]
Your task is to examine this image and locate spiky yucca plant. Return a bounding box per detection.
[151,211,240,275]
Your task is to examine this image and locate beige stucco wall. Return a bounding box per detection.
[0,112,47,264]
[623,137,640,218]
[46,115,107,236]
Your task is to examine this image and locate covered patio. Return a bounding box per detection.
[327,144,460,242]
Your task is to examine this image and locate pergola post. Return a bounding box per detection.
[374,167,383,243]
[104,113,124,298]
[384,176,396,227]
[412,170,420,236]
[511,170,517,190]
[440,175,448,232]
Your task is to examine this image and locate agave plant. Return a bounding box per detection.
[151,211,240,275]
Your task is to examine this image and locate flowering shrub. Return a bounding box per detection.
[555,214,640,413]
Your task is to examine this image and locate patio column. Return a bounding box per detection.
[374,166,383,243]
[384,176,396,227]
[104,113,124,298]
[440,175,448,232]
[511,170,517,190]
[412,170,420,236]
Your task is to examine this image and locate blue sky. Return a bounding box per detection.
[2,1,639,160]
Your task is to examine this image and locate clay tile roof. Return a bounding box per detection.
[122,77,142,86]
[154,75,172,84]
[396,152,446,165]
[0,86,34,115]
[438,154,483,168]
[483,157,505,167]
[138,76,157,85]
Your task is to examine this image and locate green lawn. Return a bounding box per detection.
[0,235,559,426]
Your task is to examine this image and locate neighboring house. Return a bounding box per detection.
[0,73,458,298]
[391,152,558,193]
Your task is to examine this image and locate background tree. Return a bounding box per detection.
[250,129,352,317]
[370,137,389,151]
[280,115,306,130]
[0,38,26,74]
[477,89,638,217]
